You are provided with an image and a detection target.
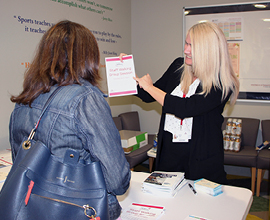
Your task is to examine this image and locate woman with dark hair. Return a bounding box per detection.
[9,20,130,220]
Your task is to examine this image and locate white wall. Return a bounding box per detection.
[131,0,270,177]
[0,0,132,150]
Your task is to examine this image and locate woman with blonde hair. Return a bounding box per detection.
[121,21,239,184]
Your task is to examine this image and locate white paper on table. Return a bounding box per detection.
[120,203,165,220]
[0,149,12,167]
[105,55,137,97]
[0,169,10,183]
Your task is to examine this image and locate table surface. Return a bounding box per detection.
[118,171,253,220]
[0,150,253,220]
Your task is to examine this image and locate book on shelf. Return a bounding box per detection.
[120,203,165,220]
[194,178,223,196]
[142,171,187,197]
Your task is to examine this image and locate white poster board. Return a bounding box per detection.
[105,55,137,97]
[183,2,270,101]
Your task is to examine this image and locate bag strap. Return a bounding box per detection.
[34,86,63,131]
[23,86,63,148]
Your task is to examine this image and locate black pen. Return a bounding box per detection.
[188,183,197,195]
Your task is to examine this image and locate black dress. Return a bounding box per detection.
[136,57,229,184]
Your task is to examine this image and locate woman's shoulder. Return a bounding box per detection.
[173,57,184,63]
[165,57,184,74]
[63,83,105,104]
[31,82,105,112]
[171,57,184,68]
[60,80,105,99]
[161,57,184,80]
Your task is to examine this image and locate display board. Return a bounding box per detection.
[183,1,270,101]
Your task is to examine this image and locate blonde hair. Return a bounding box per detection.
[181,22,239,105]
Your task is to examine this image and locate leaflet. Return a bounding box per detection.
[105,55,137,97]
[120,203,165,220]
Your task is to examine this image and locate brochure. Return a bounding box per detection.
[142,171,187,197]
[120,203,165,220]
[105,55,137,97]
[194,178,223,196]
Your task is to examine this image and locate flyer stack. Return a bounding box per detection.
[121,203,165,220]
[194,178,223,196]
[142,171,187,197]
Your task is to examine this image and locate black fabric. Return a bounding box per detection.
[136,57,228,185]
[158,131,190,172]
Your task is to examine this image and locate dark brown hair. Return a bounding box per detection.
[11,20,100,105]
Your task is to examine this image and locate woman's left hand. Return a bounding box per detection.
[134,74,153,91]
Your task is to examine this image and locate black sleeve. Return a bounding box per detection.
[163,86,230,119]
[136,57,184,103]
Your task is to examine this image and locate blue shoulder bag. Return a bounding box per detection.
[0,87,109,220]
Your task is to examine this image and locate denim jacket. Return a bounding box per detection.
[9,79,131,220]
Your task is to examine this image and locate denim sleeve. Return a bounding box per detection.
[74,89,131,195]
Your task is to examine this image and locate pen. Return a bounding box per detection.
[188,183,197,195]
[189,215,208,220]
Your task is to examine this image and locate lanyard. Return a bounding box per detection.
[180,93,186,128]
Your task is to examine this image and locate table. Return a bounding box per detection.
[118,171,253,220]
[0,149,13,189]
[0,151,253,220]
